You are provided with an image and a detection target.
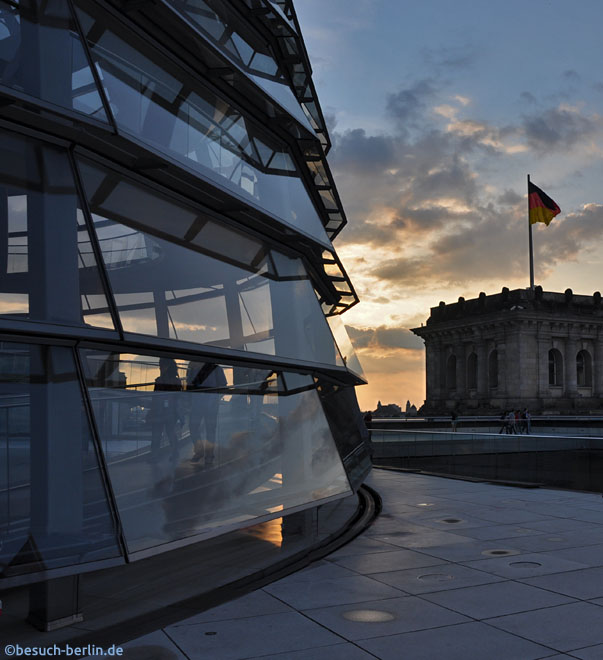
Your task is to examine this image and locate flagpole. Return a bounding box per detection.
[528,173,534,290]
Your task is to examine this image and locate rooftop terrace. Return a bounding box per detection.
[115,468,603,658]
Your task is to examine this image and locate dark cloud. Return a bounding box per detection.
[536,204,603,269]
[386,79,436,124]
[522,107,597,152]
[346,325,424,351]
[497,189,523,206]
[422,44,476,71]
[332,129,398,174]
[562,69,580,83]
[520,91,537,105]
[323,111,338,134]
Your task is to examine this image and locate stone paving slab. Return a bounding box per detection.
[462,551,589,578]
[245,643,376,659]
[521,566,603,600]
[263,574,405,609]
[420,580,576,619]
[486,602,603,652]
[330,547,445,574]
[302,595,468,641]
[165,611,342,659]
[369,561,505,595]
[356,621,553,660]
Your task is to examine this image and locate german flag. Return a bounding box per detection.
[529,181,560,226]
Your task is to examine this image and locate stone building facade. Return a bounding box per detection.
[411,287,603,414]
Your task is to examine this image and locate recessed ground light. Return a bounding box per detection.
[509,561,541,568]
[342,609,395,622]
[417,573,454,583]
[481,549,515,556]
[438,518,463,524]
[417,503,434,507]
[547,537,564,542]
[205,632,217,636]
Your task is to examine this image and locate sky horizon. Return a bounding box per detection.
[296,0,603,411]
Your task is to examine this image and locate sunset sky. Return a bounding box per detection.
[296,0,603,411]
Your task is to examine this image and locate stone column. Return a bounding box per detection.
[476,337,487,396]
[537,330,551,400]
[594,333,603,397]
[425,337,441,403]
[455,340,466,399]
[564,333,578,397]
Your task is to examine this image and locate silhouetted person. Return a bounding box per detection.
[187,362,226,466]
[149,358,182,460]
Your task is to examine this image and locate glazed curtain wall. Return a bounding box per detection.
[78,158,345,366]
[0,336,354,578]
[0,0,329,246]
[0,127,350,370]
[82,350,351,554]
[0,340,121,579]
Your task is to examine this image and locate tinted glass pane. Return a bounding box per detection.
[0,131,115,329]
[318,383,372,490]
[327,315,365,379]
[75,3,328,245]
[0,342,121,579]
[0,0,107,120]
[163,0,312,131]
[80,159,342,367]
[82,350,351,553]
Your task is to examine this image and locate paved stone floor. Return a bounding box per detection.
[119,469,603,659]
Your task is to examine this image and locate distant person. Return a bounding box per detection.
[507,410,517,434]
[525,408,531,434]
[451,410,458,432]
[498,411,508,434]
[519,408,527,434]
[149,357,182,459]
[187,361,226,466]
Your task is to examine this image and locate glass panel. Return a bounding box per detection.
[163,0,311,131]
[80,159,342,367]
[327,315,365,378]
[75,3,329,245]
[318,383,372,490]
[0,0,108,120]
[0,130,115,329]
[249,74,315,133]
[0,341,120,579]
[82,350,351,553]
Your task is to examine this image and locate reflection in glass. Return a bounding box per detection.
[0,130,114,328]
[79,159,343,367]
[82,350,351,553]
[327,315,365,378]
[0,0,107,120]
[74,3,328,245]
[163,0,313,132]
[0,341,120,578]
[318,383,372,489]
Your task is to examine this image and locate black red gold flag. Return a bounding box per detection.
[528,181,561,226]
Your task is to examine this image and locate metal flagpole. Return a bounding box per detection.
[528,173,535,290]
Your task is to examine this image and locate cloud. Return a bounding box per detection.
[522,106,600,152]
[346,325,424,351]
[386,79,437,125]
[562,69,581,83]
[422,43,476,72]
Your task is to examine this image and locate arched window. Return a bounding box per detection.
[549,349,563,386]
[446,354,457,391]
[488,350,498,389]
[577,350,592,387]
[467,352,477,390]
